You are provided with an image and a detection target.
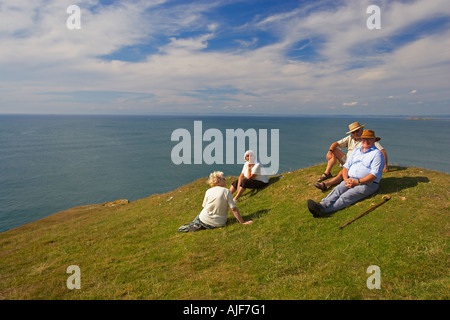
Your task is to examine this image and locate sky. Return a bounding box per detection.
[0,0,449,116]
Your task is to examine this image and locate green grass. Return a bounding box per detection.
[0,164,448,300]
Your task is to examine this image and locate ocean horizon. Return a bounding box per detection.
[1,114,449,233]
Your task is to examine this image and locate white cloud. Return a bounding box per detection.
[166,33,214,51]
[0,0,449,115]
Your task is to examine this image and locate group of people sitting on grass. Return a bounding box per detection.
[178,122,388,232]
[177,150,265,232]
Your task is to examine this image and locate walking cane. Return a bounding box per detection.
[338,195,391,229]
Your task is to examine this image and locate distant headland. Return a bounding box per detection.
[405,117,437,120]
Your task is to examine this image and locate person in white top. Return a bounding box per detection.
[230,150,269,201]
[314,122,389,191]
[177,171,252,232]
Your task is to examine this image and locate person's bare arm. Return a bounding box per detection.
[247,163,255,179]
[231,207,253,225]
[329,142,340,153]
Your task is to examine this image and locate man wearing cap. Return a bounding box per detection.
[307,130,385,217]
[315,121,388,190]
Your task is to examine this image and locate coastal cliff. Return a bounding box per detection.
[1,164,448,300]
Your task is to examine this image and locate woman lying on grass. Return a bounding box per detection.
[177,171,253,232]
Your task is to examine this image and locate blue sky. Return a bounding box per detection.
[0,0,449,115]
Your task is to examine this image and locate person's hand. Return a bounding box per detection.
[383,166,389,172]
[345,178,356,188]
[326,151,333,161]
[242,220,253,225]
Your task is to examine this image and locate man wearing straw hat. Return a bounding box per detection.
[307,130,385,217]
[314,121,388,191]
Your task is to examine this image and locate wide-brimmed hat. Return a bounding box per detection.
[360,129,381,141]
[346,121,366,134]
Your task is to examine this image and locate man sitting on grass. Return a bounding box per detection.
[314,121,388,191]
[307,130,385,217]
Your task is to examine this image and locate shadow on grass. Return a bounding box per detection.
[241,175,283,199]
[379,176,429,193]
[227,209,270,225]
[386,165,408,172]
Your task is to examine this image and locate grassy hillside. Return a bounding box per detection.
[0,164,448,300]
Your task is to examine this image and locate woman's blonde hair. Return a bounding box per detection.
[207,171,224,187]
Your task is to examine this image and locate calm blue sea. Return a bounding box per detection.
[1,114,449,233]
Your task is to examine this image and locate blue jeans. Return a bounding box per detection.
[321,180,379,213]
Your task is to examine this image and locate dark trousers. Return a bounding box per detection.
[232,178,267,190]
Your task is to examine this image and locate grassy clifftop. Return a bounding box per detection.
[0,164,448,300]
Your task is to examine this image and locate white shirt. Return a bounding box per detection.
[241,162,269,183]
[199,186,236,227]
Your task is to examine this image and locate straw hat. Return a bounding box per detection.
[346,121,366,134]
[360,129,381,141]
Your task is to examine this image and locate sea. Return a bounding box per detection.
[1,114,449,233]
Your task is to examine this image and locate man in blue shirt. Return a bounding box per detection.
[307,130,385,217]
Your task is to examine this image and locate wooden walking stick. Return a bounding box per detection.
[338,195,391,229]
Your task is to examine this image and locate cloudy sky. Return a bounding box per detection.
[1,0,449,115]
